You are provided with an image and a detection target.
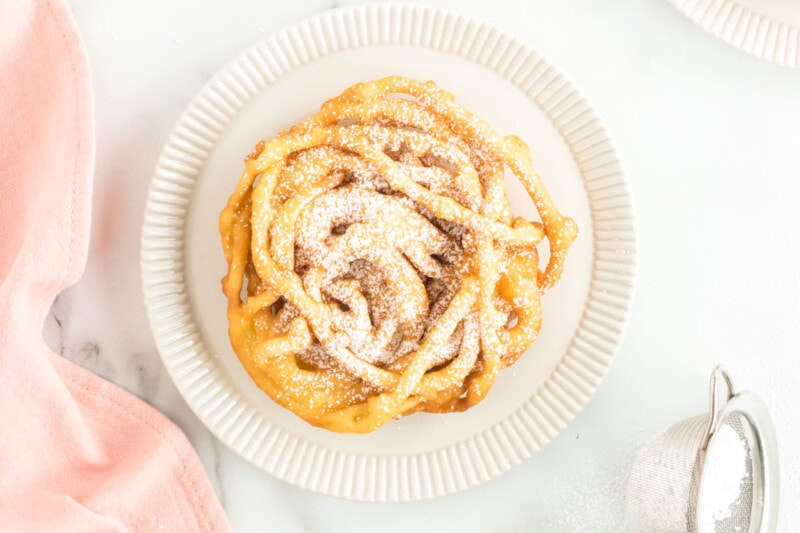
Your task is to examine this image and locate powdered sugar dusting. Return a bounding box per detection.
[220,76,575,431]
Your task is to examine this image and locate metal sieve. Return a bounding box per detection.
[626,366,779,532]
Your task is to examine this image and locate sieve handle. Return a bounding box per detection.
[700,365,736,451]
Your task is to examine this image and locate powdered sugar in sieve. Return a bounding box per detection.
[699,414,754,531]
[627,366,779,533]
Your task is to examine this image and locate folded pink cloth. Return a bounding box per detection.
[0,1,231,530]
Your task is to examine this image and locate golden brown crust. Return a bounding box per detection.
[219,76,577,433]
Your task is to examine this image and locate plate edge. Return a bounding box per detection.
[139,2,639,501]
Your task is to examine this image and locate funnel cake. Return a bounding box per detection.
[219,76,577,433]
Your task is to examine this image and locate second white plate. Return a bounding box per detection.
[669,0,800,67]
[142,3,637,501]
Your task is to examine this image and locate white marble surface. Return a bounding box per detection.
[51,0,800,530]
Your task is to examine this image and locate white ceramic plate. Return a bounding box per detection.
[669,0,800,67]
[141,3,636,501]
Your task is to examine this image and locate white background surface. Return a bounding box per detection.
[55,0,800,530]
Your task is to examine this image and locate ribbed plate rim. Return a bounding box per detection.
[141,2,638,501]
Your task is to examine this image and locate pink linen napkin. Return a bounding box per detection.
[0,0,231,530]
